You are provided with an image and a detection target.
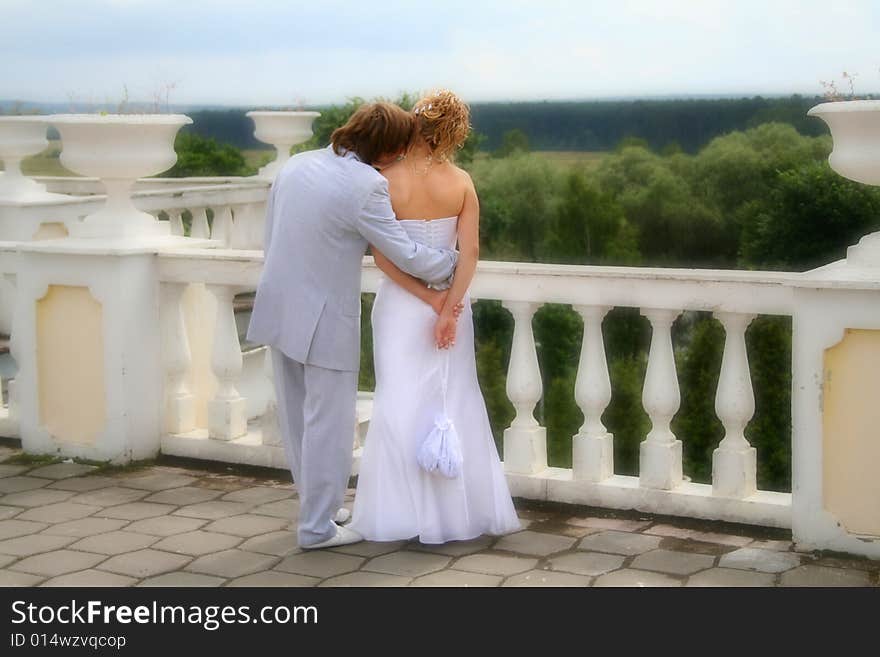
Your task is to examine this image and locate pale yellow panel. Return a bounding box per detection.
[32,222,69,240]
[823,329,880,537]
[36,285,105,445]
[181,282,217,428]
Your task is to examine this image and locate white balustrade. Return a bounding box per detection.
[712,312,758,498]
[155,252,801,529]
[160,282,195,434]
[501,300,548,475]
[35,175,265,196]
[0,180,269,249]
[206,284,248,440]
[639,308,684,490]
[572,305,613,482]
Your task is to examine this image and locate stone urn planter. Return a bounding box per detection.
[0,116,53,201]
[48,114,192,238]
[808,100,880,266]
[246,111,320,179]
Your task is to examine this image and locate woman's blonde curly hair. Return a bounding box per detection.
[412,89,471,162]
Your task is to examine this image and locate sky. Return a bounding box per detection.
[2,0,879,107]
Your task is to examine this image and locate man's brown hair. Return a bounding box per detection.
[330,102,415,164]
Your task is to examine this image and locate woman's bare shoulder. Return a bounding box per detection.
[449,164,476,195]
[434,161,472,187]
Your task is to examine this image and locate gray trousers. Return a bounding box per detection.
[270,348,358,547]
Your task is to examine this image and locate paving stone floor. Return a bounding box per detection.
[0,447,877,588]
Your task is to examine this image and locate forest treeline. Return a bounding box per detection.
[184,95,830,153]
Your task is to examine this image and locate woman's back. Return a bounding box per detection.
[382,158,469,221]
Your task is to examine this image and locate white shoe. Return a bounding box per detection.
[301,523,363,550]
[334,507,352,525]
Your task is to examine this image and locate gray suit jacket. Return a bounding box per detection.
[246,146,458,372]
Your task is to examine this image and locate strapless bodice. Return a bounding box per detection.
[398,216,458,249]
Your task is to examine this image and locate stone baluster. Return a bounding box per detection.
[230,205,251,249]
[167,208,185,236]
[572,305,614,481]
[2,273,19,431]
[191,207,210,239]
[712,312,758,498]
[502,301,547,474]
[248,201,267,249]
[639,308,683,489]
[260,347,281,447]
[206,284,247,440]
[211,205,234,246]
[160,282,195,434]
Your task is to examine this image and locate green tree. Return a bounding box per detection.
[672,315,725,483]
[603,354,650,476]
[661,141,683,156]
[168,132,254,177]
[693,122,829,218]
[604,218,642,265]
[597,146,728,266]
[456,131,486,168]
[470,153,562,261]
[745,316,792,491]
[534,305,583,467]
[552,169,629,263]
[494,128,530,158]
[471,301,514,447]
[358,294,376,392]
[740,161,880,270]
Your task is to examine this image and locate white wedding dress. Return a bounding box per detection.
[349,216,522,544]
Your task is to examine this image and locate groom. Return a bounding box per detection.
[247,102,459,549]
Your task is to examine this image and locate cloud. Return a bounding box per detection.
[2,0,879,104]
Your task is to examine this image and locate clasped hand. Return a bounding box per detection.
[428,290,463,350]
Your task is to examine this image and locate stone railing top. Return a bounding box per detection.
[8,238,856,310]
[0,179,269,214]
[793,259,880,290]
[34,175,266,189]
[461,259,799,284]
[156,248,802,315]
[158,246,264,287]
[0,237,218,262]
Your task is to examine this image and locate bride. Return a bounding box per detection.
[349,90,521,544]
